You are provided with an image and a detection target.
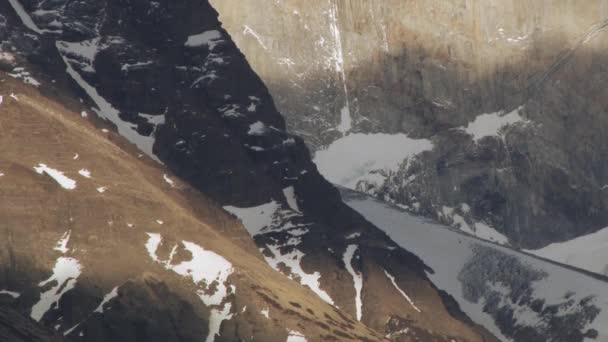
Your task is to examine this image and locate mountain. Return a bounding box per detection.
[209,0,608,273]
[0,0,497,341]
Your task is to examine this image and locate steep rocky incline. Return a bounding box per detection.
[210,0,608,258]
[0,0,495,341]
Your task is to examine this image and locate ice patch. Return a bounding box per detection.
[33,164,76,190]
[343,245,363,320]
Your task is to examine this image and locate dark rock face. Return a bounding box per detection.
[459,245,601,341]
[0,306,63,342]
[208,0,608,249]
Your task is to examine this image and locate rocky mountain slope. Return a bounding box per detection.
[0,0,497,341]
[343,189,608,342]
[209,0,608,268]
[0,77,389,341]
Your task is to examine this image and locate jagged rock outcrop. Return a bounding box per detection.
[210,0,608,250]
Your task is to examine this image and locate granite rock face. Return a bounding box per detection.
[210,0,608,249]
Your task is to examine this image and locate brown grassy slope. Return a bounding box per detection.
[0,75,386,341]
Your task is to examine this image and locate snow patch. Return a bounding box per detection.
[31,257,82,321]
[33,164,76,190]
[8,67,41,86]
[286,330,307,342]
[314,133,433,188]
[248,121,267,135]
[163,174,175,187]
[282,187,300,213]
[54,231,71,254]
[207,303,233,342]
[78,169,91,178]
[525,226,608,276]
[463,106,528,142]
[264,243,334,305]
[223,201,280,236]
[185,30,223,50]
[261,308,270,319]
[145,233,234,341]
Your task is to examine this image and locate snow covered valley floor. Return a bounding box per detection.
[342,189,608,342]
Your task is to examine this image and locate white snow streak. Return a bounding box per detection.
[343,245,363,321]
[383,269,421,313]
[56,40,161,162]
[163,174,175,187]
[0,290,20,298]
[93,287,119,313]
